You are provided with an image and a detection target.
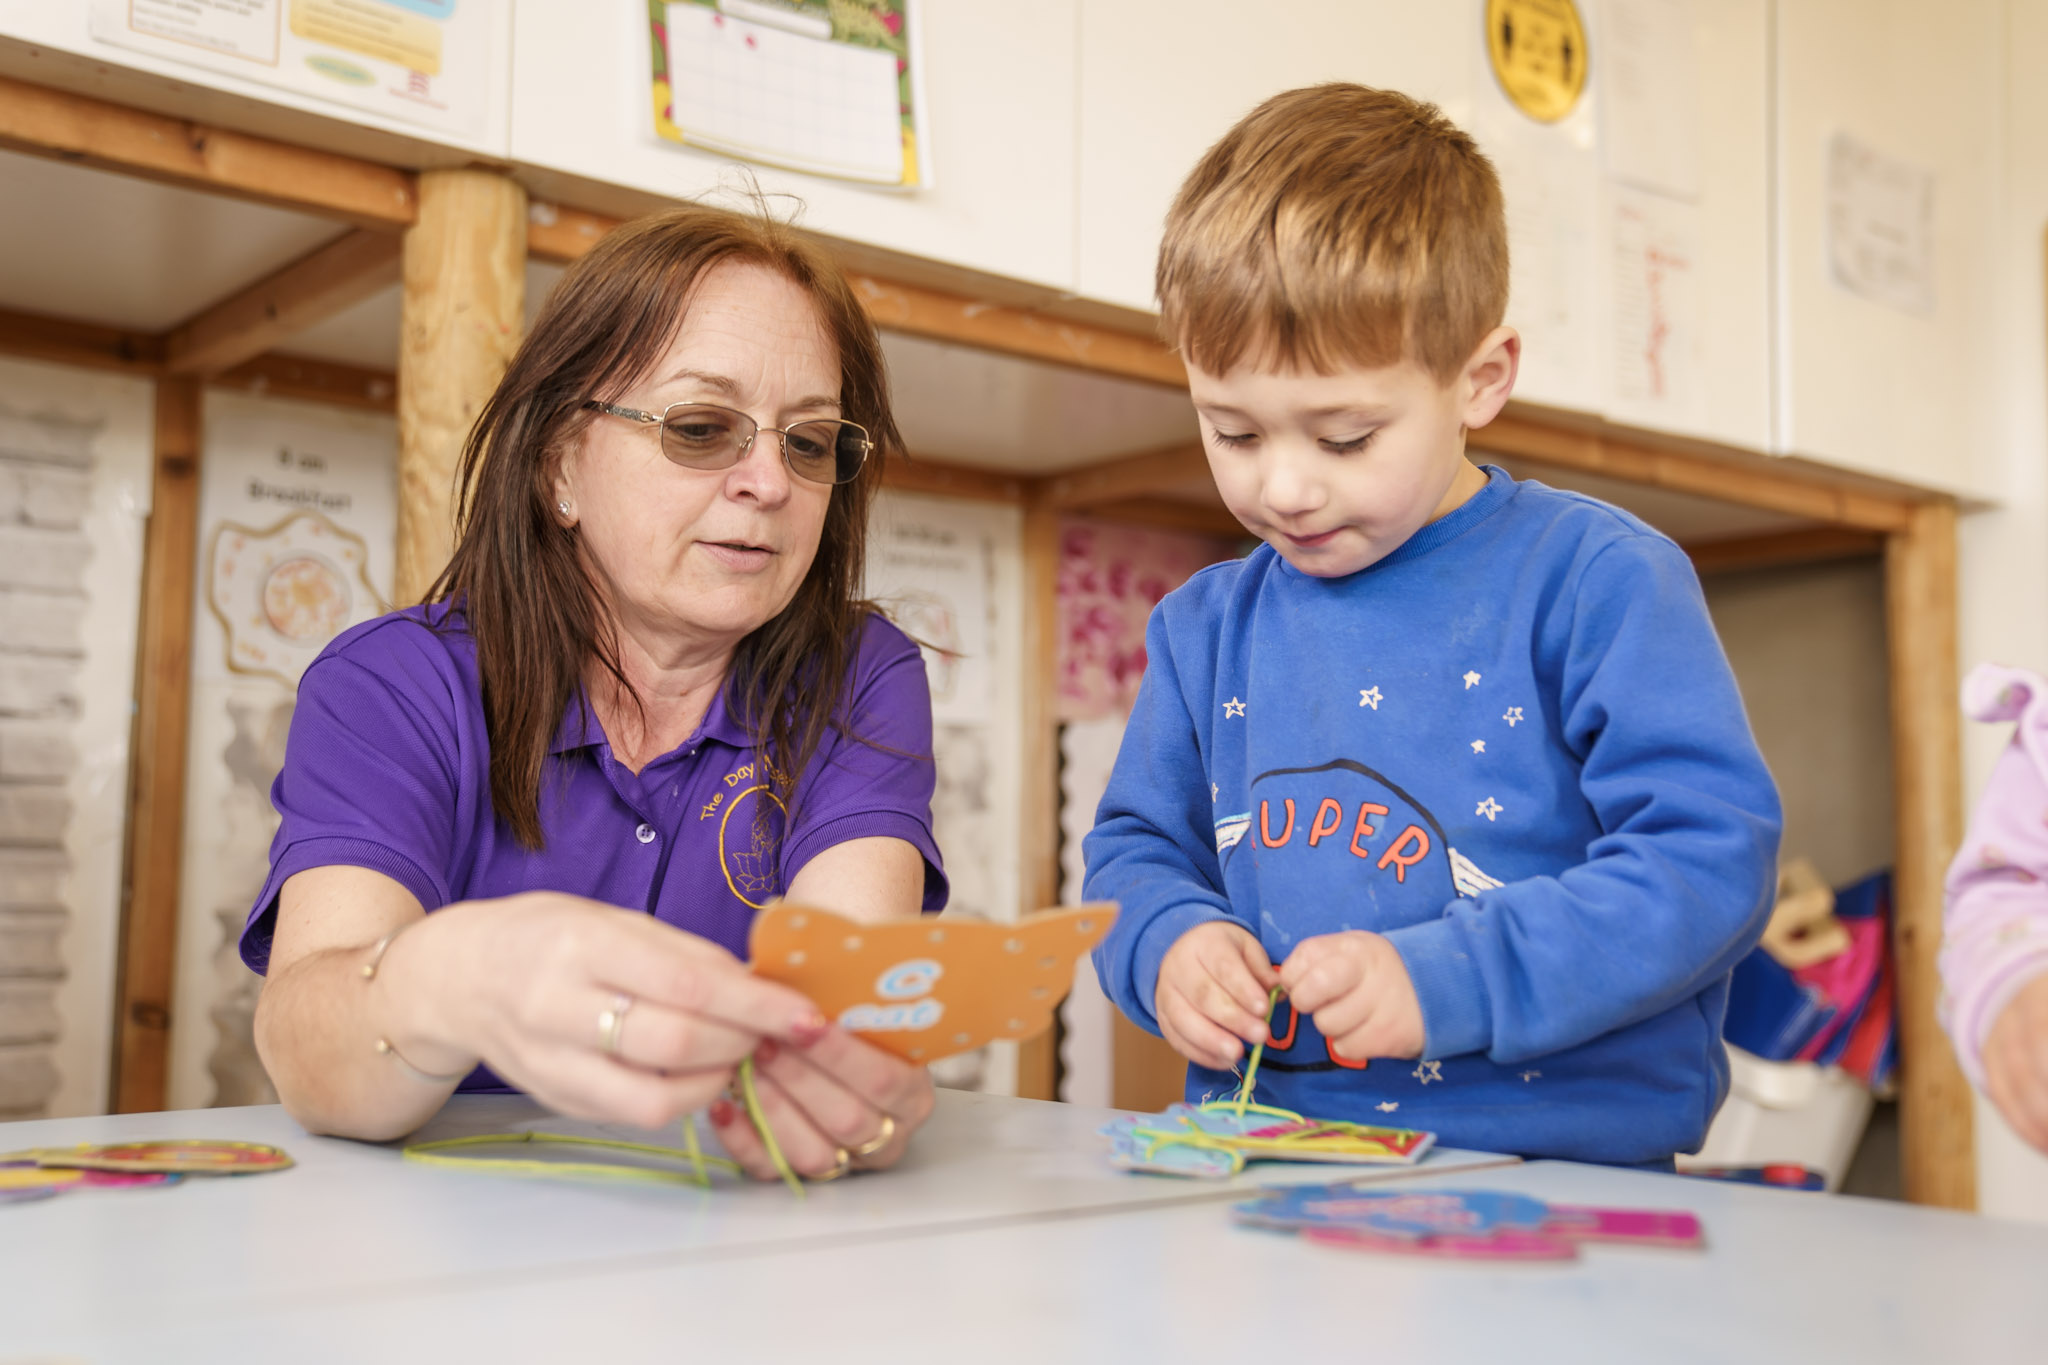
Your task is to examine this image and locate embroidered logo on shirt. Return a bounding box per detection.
[719,784,786,909]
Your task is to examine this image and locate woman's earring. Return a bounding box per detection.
[557,500,573,517]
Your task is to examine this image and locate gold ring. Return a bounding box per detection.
[811,1147,852,1182]
[597,993,633,1057]
[850,1113,896,1160]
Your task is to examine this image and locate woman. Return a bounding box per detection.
[245,206,944,1181]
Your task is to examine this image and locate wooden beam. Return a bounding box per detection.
[526,202,623,266]
[1014,494,1063,1101]
[208,352,397,414]
[1885,501,1974,1208]
[1479,409,1918,533]
[1040,444,1209,510]
[0,75,416,228]
[0,304,400,413]
[526,201,1189,389]
[164,230,402,376]
[883,455,1028,504]
[849,274,1187,389]
[111,376,203,1114]
[1685,526,1884,577]
[1073,496,1247,542]
[0,305,163,376]
[396,169,528,605]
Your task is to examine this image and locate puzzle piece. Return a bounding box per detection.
[1234,1184,1705,1258]
[1103,1103,1435,1178]
[749,903,1116,1064]
[21,1140,293,1175]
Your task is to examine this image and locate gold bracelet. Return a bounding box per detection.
[362,931,469,1085]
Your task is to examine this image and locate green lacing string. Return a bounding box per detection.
[1233,986,1285,1117]
[402,1129,740,1185]
[736,1054,804,1197]
[404,1051,806,1195]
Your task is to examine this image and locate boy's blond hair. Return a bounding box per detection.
[1157,83,1509,384]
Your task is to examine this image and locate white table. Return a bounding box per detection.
[1,1089,1505,1360]
[4,1092,2044,1363]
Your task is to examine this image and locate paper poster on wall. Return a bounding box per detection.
[1826,133,1935,317]
[1609,184,1702,428]
[0,360,153,1120]
[863,492,1022,1096]
[865,511,993,726]
[647,0,926,187]
[167,393,397,1112]
[88,0,498,139]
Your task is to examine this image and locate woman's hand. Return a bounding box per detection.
[1984,972,2048,1154]
[409,891,831,1130]
[706,1028,935,1179]
[257,866,830,1141]
[706,834,936,1179]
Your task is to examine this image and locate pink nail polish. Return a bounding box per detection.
[755,1039,779,1065]
[708,1098,735,1126]
[791,1012,828,1045]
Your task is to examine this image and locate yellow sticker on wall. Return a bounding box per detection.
[1485,0,1589,124]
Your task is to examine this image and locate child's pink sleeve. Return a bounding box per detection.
[1943,664,2048,1090]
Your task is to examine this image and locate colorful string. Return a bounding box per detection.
[403,1129,739,1186]
[402,1056,805,1194]
[1234,986,1286,1116]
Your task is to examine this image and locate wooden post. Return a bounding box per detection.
[395,169,527,604]
[1885,499,1975,1208]
[1014,495,1063,1101]
[110,376,203,1113]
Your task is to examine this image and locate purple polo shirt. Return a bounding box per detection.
[241,603,946,1089]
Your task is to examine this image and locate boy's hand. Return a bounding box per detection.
[1279,931,1425,1063]
[1154,921,1279,1070]
[1984,972,2048,1154]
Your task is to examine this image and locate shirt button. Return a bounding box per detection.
[635,823,657,844]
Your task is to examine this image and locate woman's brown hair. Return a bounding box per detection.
[427,204,898,849]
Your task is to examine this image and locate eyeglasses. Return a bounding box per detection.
[582,400,872,486]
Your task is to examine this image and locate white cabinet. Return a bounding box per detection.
[508,0,1081,293]
[1071,2,1776,454]
[1772,0,2003,496]
[1073,2,1472,316]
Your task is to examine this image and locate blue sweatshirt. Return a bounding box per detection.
[1084,467,1782,1164]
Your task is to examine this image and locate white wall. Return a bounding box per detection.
[1773,0,2005,497]
[1073,2,1771,451]
[0,2,2007,489]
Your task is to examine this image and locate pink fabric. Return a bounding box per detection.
[1942,663,2048,1090]
[1056,518,1239,723]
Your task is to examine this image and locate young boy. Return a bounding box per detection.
[1084,84,1782,1167]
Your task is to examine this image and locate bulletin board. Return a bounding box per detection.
[646,0,926,187]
